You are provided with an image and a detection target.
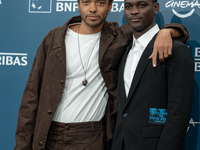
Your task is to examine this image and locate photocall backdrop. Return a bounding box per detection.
[0,0,200,149]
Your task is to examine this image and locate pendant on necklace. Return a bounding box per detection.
[82,77,88,86]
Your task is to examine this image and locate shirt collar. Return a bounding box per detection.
[132,24,160,49]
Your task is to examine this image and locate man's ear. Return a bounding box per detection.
[154,2,159,14]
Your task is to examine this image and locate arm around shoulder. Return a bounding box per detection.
[150,23,190,67]
[163,23,190,43]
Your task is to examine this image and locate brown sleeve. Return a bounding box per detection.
[163,23,190,43]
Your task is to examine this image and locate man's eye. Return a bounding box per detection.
[139,4,146,7]
[83,1,89,4]
[125,6,131,9]
[98,2,105,5]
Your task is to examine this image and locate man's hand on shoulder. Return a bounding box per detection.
[149,28,176,67]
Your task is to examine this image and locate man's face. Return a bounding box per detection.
[78,0,112,28]
[124,0,159,34]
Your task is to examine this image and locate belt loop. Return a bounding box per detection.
[90,121,95,131]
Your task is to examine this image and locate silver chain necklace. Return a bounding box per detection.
[77,25,100,86]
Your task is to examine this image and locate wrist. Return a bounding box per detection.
[160,28,172,36]
[163,28,180,38]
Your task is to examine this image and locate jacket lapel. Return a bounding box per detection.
[52,16,82,70]
[124,34,157,109]
[99,22,117,65]
[52,43,66,70]
[118,43,133,108]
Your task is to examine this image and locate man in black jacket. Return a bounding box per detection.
[113,0,194,149]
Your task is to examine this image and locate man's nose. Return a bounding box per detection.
[131,6,139,15]
[89,2,97,13]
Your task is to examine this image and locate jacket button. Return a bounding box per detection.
[123,113,128,118]
[47,110,52,115]
[65,126,70,131]
[39,141,43,146]
[60,80,64,85]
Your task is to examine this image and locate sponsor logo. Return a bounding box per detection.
[165,0,200,18]
[29,0,52,13]
[56,0,78,12]
[56,0,124,12]
[195,47,200,72]
[0,53,28,66]
[187,118,200,131]
[111,0,124,12]
[28,0,124,13]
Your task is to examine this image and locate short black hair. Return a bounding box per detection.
[153,0,157,3]
[78,0,114,4]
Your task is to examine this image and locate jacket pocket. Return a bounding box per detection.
[142,126,163,138]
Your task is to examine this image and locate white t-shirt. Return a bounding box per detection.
[53,25,108,123]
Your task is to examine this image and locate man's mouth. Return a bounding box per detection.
[87,15,100,20]
[130,17,141,22]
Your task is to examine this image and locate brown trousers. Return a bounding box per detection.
[45,121,106,150]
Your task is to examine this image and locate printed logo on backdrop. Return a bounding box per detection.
[28,0,123,13]
[29,0,52,13]
[165,0,200,18]
[187,118,200,131]
[195,47,200,72]
[0,53,28,66]
[56,0,124,12]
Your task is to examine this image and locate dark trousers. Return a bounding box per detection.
[46,121,106,150]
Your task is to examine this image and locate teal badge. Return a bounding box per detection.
[149,108,168,124]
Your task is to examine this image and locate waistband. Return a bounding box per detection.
[50,120,103,133]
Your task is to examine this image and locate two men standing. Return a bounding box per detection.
[14,0,193,149]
